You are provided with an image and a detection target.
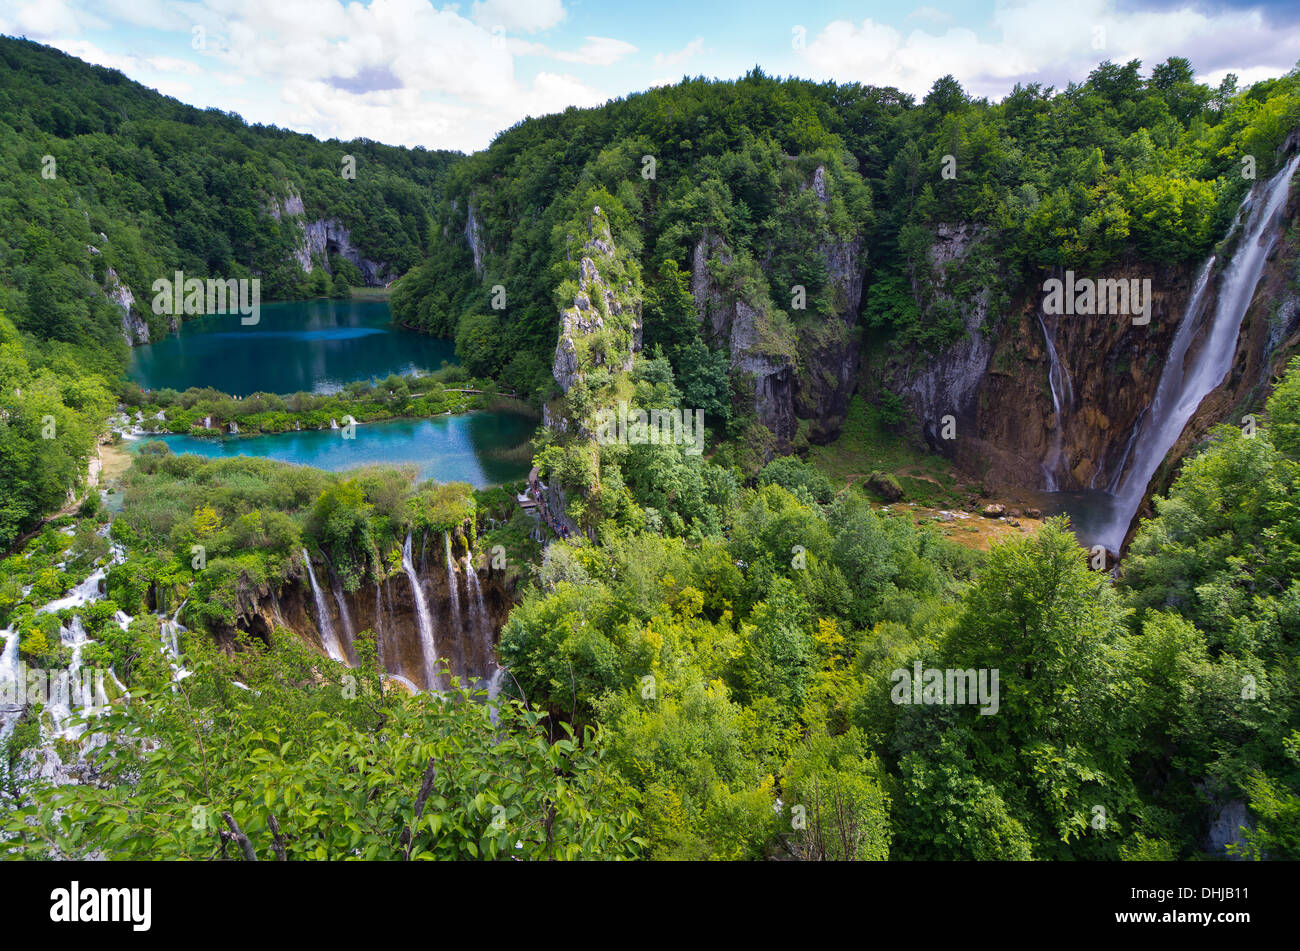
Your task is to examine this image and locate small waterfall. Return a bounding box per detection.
[159,602,191,688]
[1094,153,1300,551]
[302,548,346,662]
[202,415,212,429]
[463,553,492,678]
[36,567,105,615]
[0,627,20,684]
[228,421,239,434]
[402,531,439,690]
[385,673,422,695]
[1037,312,1073,491]
[325,559,357,664]
[373,581,387,667]
[329,418,339,430]
[444,533,464,678]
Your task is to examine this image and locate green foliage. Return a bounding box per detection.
[4,633,641,860]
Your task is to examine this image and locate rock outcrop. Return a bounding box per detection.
[106,266,150,345]
[295,218,389,286]
[270,183,390,286]
[551,207,642,399]
[690,165,866,451]
[691,231,799,445]
[883,223,995,453]
[793,166,866,443]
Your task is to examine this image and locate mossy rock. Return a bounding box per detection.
[863,471,903,502]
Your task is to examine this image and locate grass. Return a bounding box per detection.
[806,396,968,507]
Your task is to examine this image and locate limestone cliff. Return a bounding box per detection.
[690,165,866,451]
[549,206,643,425]
[271,183,390,286]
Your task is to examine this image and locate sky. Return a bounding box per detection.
[2,0,1299,153]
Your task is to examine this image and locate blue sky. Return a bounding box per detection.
[2,0,1298,152]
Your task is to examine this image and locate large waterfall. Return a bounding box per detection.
[1090,153,1300,552]
[302,548,346,663]
[402,531,439,690]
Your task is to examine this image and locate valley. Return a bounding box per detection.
[0,28,1298,867]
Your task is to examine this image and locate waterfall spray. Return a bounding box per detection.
[302,548,346,662]
[1037,311,1073,490]
[1092,153,1300,551]
[444,532,464,679]
[402,531,439,690]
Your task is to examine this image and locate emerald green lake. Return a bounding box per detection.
[125,299,535,486]
[127,298,455,397]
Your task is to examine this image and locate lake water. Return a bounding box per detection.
[124,299,534,486]
[131,414,534,488]
[127,298,455,396]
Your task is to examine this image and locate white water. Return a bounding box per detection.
[385,673,422,695]
[302,549,346,662]
[402,531,439,690]
[0,627,20,685]
[463,554,492,678]
[1037,311,1073,490]
[35,567,105,615]
[329,570,357,663]
[444,533,463,677]
[1092,154,1300,552]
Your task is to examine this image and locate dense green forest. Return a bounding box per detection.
[393,57,1300,399]
[6,358,1298,859]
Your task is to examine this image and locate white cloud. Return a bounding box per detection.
[470,0,566,34]
[654,36,703,68]
[553,36,637,67]
[799,0,1300,101]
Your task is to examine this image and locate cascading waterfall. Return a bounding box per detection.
[0,627,18,681]
[443,533,464,678]
[462,553,492,678]
[302,548,346,662]
[373,582,387,667]
[1037,311,1074,490]
[402,531,439,690]
[35,567,105,615]
[326,561,357,664]
[1091,153,1300,552]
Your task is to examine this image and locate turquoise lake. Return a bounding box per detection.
[132,414,534,487]
[125,299,535,486]
[127,298,455,397]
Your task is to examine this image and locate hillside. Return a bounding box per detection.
[0,35,461,548]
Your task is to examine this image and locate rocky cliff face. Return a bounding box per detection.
[883,223,996,454]
[966,260,1196,491]
[295,218,390,286]
[690,165,866,451]
[106,265,151,345]
[794,166,866,443]
[691,231,798,444]
[271,183,390,286]
[551,207,643,405]
[883,166,1300,540]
